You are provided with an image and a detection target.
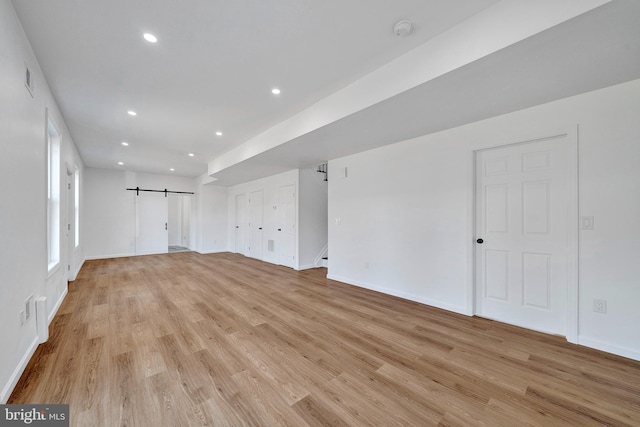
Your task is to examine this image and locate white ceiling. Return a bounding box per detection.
[209,0,640,185]
[11,1,640,185]
[11,0,500,178]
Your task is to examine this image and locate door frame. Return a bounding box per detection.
[65,165,74,281]
[471,126,579,343]
[234,193,247,255]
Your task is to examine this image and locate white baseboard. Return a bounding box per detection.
[48,286,68,324]
[1,282,70,403]
[326,274,469,316]
[195,249,227,255]
[297,264,317,271]
[578,336,640,361]
[85,252,135,260]
[69,258,85,281]
[0,337,39,404]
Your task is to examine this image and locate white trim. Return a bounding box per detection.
[134,250,169,256]
[578,336,640,362]
[566,126,580,343]
[195,249,226,255]
[69,258,85,281]
[85,253,135,260]
[0,337,39,404]
[48,286,68,324]
[313,243,329,267]
[327,274,469,316]
[296,263,317,271]
[1,286,69,402]
[46,261,61,277]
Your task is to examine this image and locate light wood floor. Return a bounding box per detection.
[9,252,640,426]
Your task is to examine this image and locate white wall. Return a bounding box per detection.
[328,79,640,361]
[84,169,228,258]
[194,181,228,254]
[298,168,328,269]
[84,168,196,259]
[0,0,84,402]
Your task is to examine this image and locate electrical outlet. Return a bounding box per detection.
[19,310,26,326]
[593,298,607,314]
[25,295,34,321]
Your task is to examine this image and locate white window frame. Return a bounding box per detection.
[74,166,80,248]
[47,113,61,272]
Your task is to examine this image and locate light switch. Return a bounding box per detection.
[581,216,594,230]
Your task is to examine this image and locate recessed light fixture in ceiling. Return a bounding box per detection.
[127,110,137,116]
[118,162,124,165]
[121,142,129,146]
[143,33,158,43]
[271,88,281,95]
[188,153,194,157]
[170,168,175,171]
[215,131,223,136]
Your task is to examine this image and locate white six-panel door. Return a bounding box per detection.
[475,136,569,336]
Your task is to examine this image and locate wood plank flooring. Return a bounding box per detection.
[9,252,640,426]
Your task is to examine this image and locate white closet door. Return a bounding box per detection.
[248,190,263,260]
[135,193,168,255]
[235,193,248,255]
[277,184,296,268]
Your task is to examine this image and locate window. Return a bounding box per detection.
[74,167,79,248]
[47,117,60,271]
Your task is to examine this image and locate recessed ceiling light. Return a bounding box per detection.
[188,153,194,157]
[271,88,281,95]
[170,168,175,171]
[215,131,223,136]
[127,110,137,116]
[143,33,157,43]
[118,162,124,165]
[121,142,129,146]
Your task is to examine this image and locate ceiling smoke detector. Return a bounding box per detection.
[393,20,412,38]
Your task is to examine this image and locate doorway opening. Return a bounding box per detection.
[168,194,192,253]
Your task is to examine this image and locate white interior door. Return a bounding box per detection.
[247,190,263,259]
[277,184,296,268]
[248,190,263,260]
[66,169,74,280]
[475,136,569,336]
[136,193,168,255]
[235,193,248,255]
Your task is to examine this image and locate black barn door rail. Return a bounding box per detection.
[126,187,194,197]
